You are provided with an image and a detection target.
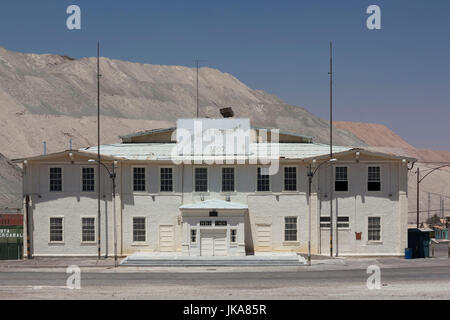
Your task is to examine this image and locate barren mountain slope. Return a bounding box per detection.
[0,153,22,210]
[0,46,365,160]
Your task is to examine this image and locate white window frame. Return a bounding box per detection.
[230,229,237,245]
[132,216,147,244]
[131,166,147,193]
[282,165,298,192]
[159,166,176,193]
[190,228,198,245]
[48,166,63,193]
[220,166,236,193]
[49,216,64,243]
[283,216,299,242]
[81,216,97,243]
[193,166,209,193]
[256,166,271,192]
[367,216,382,243]
[80,166,96,193]
[334,165,349,193]
[366,165,382,193]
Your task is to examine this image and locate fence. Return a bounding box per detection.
[0,226,23,260]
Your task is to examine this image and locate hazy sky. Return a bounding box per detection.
[0,1,449,150]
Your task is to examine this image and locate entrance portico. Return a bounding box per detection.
[180,200,247,256]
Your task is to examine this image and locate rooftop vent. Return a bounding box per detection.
[220,107,234,118]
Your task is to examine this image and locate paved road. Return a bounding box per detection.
[0,264,449,299]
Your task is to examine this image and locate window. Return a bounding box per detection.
[82,217,95,242]
[284,217,298,241]
[82,167,95,192]
[133,167,146,192]
[190,229,197,244]
[133,217,146,242]
[160,167,173,192]
[337,216,350,228]
[221,167,235,192]
[368,166,381,191]
[320,216,349,228]
[257,167,270,192]
[200,221,212,226]
[215,221,227,226]
[230,229,237,243]
[335,167,348,192]
[194,168,208,192]
[320,216,330,228]
[284,167,297,191]
[368,217,381,241]
[49,217,63,242]
[49,167,62,192]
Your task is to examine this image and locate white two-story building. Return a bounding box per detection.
[15,118,414,257]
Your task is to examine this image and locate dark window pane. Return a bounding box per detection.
[257,168,270,192]
[160,168,173,192]
[133,167,146,192]
[335,181,348,192]
[49,167,62,192]
[195,168,208,192]
[222,168,235,192]
[284,167,297,191]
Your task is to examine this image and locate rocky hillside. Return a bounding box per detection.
[0,46,365,159]
[0,153,22,210]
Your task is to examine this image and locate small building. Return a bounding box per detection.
[14,118,415,257]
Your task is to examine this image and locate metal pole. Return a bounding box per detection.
[97,42,101,259]
[112,164,118,267]
[329,42,334,257]
[308,164,312,266]
[196,60,199,118]
[417,167,420,228]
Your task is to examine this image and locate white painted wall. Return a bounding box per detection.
[24,158,408,257]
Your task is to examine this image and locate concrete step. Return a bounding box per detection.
[120,254,307,266]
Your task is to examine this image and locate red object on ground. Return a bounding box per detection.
[0,214,23,226]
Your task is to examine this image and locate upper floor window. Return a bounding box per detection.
[133,167,146,192]
[194,168,208,192]
[284,167,297,191]
[284,217,298,241]
[82,167,95,192]
[49,167,62,192]
[368,166,381,191]
[49,217,63,242]
[160,167,173,192]
[257,167,270,192]
[335,166,348,192]
[230,229,237,243]
[221,167,235,192]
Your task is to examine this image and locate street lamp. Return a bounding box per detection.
[89,159,119,267]
[416,164,450,228]
[307,158,336,265]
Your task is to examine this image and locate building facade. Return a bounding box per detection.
[15,118,414,257]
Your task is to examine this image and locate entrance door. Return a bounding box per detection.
[200,230,227,256]
[256,224,272,251]
[159,225,174,252]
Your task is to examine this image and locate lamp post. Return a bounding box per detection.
[307,158,336,265]
[89,159,118,267]
[416,164,450,228]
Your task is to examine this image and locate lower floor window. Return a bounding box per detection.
[133,217,146,242]
[368,217,381,241]
[320,216,350,228]
[82,217,95,242]
[191,229,197,243]
[230,229,237,243]
[320,217,330,228]
[284,217,298,241]
[49,217,63,242]
[337,216,350,228]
